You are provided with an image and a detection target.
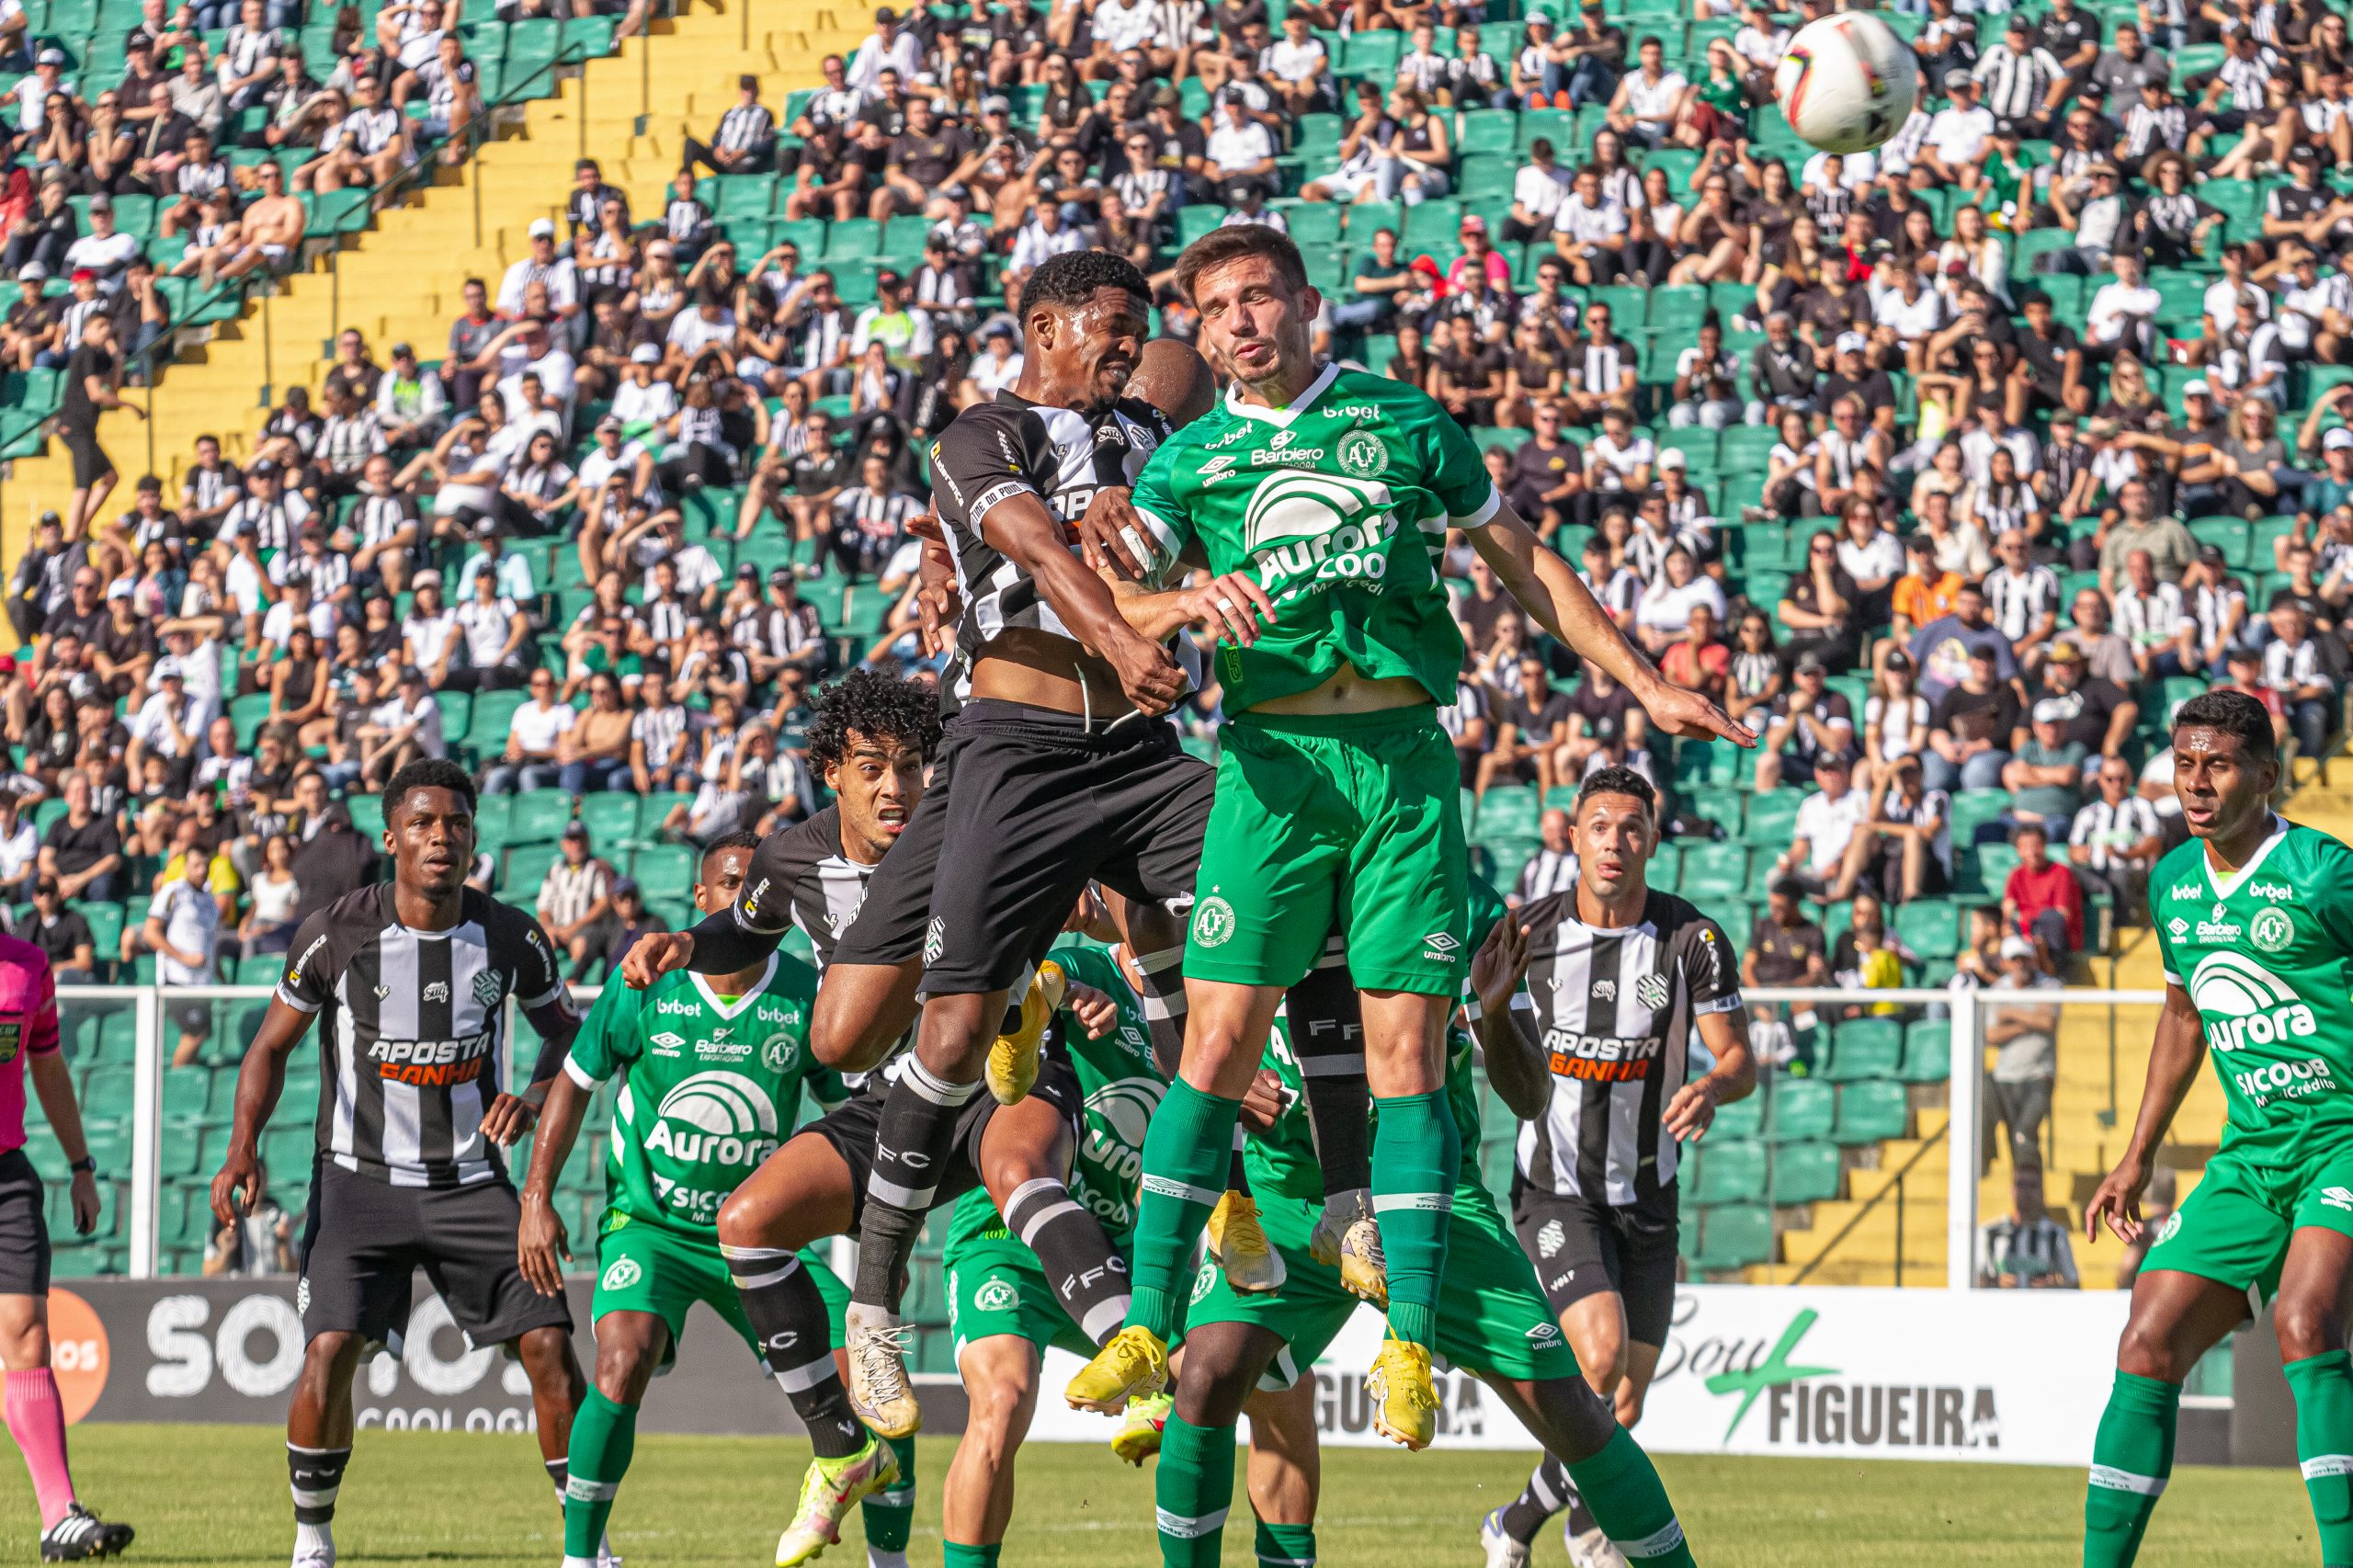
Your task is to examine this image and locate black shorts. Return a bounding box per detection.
[829,745,954,971]
[805,1057,1084,1231]
[866,699,1213,995]
[62,430,111,490]
[0,1149,51,1296]
[297,1158,572,1351]
[1511,1185,1679,1349]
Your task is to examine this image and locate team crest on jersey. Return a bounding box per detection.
[473,971,504,1008]
[2158,1211,2182,1244]
[924,917,945,966]
[1192,896,1236,949]
[1336,429,1388,478]
[1636,973,1670,1011]
[1536,1218,1564,1258]
[761,1034,795,1072]
[2252,908,2296,953]
[974,1277,1019,1312]
[422,981,449,1004]
[1191,1260,1218,1304]
[600,1258,642,1291]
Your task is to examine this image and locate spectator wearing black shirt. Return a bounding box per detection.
[2023,640,2138,757]
[1926,643,2023,793]
[1474,652,1571,801]
[24,879,94,981]
[1756,653,1859,791]
[59,312,141,541]
[37,772,123,903]
[1745,880,1829,988]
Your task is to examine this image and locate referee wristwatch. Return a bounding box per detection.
[67,1157,95,1176]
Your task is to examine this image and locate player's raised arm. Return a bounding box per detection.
[2086,981,2208,1243]
[981,489,1188,714]
[1468,911,1548,1123]
[1468,496,1756,748]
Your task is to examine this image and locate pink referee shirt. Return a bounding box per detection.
[0,933,60,1153]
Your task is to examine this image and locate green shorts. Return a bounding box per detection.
[943,1238,1101,1362]
[1187,706,1467,995]
[2138,1143,2353,1306]
[1187,1182,1578,1391]
[591,1213,848,1370]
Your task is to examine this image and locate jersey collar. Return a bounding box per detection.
[2200,813,2288,901]
[691,952,779,1018]
[1223,359,1338,428]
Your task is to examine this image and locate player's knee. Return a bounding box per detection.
[300,1332,362,1392]
[1614,1379,1646,1429]
[2276,1294,2345,1363]
[2116,1313,2196,1383]
[516,1325,583,1390]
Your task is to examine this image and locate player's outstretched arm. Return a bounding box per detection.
[2087,982,2207,1244]
[1665,1006,1757,1142]
[1471,914,1550,1122]
[209,997,312,1226]
[1467,498,1756,748]
[516,1069,590,1297]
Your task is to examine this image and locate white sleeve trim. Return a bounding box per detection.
[1696,994,1744,1017]
[1452,483,1504,529]
[562,1054,602,1089]
[273,985,320,1014]
[2162,969,2183,986]
[518,983,567,1011]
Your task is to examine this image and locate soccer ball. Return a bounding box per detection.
[1774,12,1921,156]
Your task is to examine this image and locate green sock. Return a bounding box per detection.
[1563,1427,1696,1567]
[1156,1413,1237,1568]
[861,1433,916,1553]
[943,1544,1002,1568]
[561,1386,637,1560]
[1370,1091,1457,1350]
[1255,1519,1315,1565]
[2286,1351,2353,1566]
[1131,1080,1242,1340]
[2084,1369,2179,1568]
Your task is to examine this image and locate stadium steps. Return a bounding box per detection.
[0,0,855,583]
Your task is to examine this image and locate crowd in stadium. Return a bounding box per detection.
[0,0,2342,1178]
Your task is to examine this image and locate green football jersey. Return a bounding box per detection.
[2149,818,2353,1166]
[942,942,1167,1253]
[1128,364,1500,712]
[564,954,847,1237]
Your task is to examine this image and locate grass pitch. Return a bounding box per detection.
[0,1424,2314,1565]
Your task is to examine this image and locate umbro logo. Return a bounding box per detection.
[1423,932,1460,953]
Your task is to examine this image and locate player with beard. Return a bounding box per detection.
[628,261,1289,1442]
[210,758,593,1568]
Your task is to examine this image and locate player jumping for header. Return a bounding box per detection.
[1066,223,1751,1448]
[2083,689,2353,1568]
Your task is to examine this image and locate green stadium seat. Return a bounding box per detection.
[1176,206,1223,246]
[630,845,695,903]
[1834,1079,1911,1144]
[1824,1017,1904,1081]
[347,794,385,840]
[1893,900,1963,959]
[1677,842,1748,900]
[1763,1077,1836,1143]
[473,793,515,847]
[1400,199,1463,255]
[1710,1091,1765,1142]
[229,691,273,748]
[1692,1139,1765,1204]
[1694,1203,1773,1270]
[1897,1019,1952,1084]
[1459,109,1518,153]
[505,845,560,899]
[577,792,636,846]
[512,790,574,843]
[1770,1141,1843,1205]
[1949,790,2011,845]
[1741,790,1802,847]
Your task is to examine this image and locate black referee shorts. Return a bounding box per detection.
[1511,1185,1681,1349]
[0,1149,51,1297]
[909,699,1213,995]
[805,1057,1084,1231]
[298,1158,572,1351]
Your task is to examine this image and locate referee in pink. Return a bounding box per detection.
[0,930,131,1560]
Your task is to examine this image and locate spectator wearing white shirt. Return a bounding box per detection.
[2085,251,2162,362]
[495,220,582,321]
[126,657,204,789]
[846,7,923,93]
[1918,71,1997,188]
[1771,750,1876,902]
[1503,138,1571,244]
[1203,96,1278,203]
[484,667,574,793]
[2069,756,2165,914]
[1604,35,1686,149]
[143,848,218,1062]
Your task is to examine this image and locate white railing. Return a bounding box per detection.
[58,981,2171,1288]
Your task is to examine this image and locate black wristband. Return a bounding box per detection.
[67,1156,95,1175]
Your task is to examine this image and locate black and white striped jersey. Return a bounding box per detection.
[1509,889,1742,1210]
[926,390,1178,650]
[731,802,876,971]
[275,884,568,1187]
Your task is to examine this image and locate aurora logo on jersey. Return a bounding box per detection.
[1241,472,1404,604]
[2188,951,2321,1054]
[643,1071,782,1168]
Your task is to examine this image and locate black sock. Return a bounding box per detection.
[1286,939,1370,1197]
[543,1458,566,1509]
[1004,1175,1133,1346]
[1499,1456,1575,1545]
[854,1054,980,1310]
[1130,943,1188,1079]
[288,1443,350,1526]
[1228,1122,1251,1195]
[723,1243,867,1460]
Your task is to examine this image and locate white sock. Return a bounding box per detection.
[562,1558,597,1568]
[844,1301,900,1334]
[868,1551,909,1568]
[293,1520,334,1560]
